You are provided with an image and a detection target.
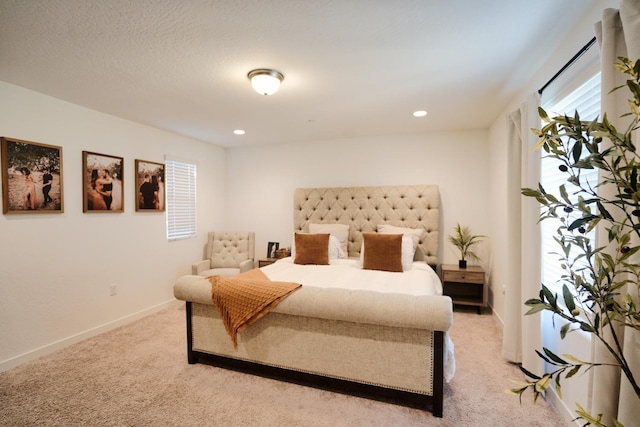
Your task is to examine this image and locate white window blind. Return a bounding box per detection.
[165,159,197,241]
[540,72,600,296]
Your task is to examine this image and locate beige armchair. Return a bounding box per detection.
[192,231,255,277]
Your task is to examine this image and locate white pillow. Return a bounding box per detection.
[400,235,416,271]
[377,224,424,250]
[359,235,415,272]
[328,235,345,259]
[291,233,344,260]
[309,223,349,259]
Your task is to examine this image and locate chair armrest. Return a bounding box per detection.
[239,258,254,273]
[192,259,211,275]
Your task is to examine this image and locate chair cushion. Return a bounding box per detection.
[200,267,241,278]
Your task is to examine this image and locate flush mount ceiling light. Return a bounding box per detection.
[413,110,428,117]
[247,68,284,95]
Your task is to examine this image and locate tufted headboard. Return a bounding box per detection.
[293,185,440,266]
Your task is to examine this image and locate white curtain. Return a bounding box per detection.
[502,93,543,376]
[591,1,640,425]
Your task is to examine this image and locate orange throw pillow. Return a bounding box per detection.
[362,233,403,272]
[294,233,330,265]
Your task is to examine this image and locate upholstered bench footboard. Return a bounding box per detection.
[174,274,453,417]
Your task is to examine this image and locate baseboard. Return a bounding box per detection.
[488,303,504,330]
[488,304,579,425]
[545,385,581,426]
[0,299,181,373]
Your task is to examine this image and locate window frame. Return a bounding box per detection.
[165,157,197,241]
[539,71,601,301]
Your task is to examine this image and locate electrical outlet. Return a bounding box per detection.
[109,284,117,296]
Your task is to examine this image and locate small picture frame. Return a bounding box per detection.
[135,159,165,212]
[267,241,280,258]
[82,151,124,213]
[1,136,64,214]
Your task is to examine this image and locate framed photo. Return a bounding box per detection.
[1,136,64,214]
[267,241,279,258]
[135,159,165,212]
[82,151,124,213]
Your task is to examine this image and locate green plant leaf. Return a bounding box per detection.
[541,285,557,307]
[525,304,548,315]
[505,387,528,396]
[565,365,582,379]
[538,107,550,122]
[572,139,583,163]
[555,375,563,399]
[575,402,606,426]
[568,215,598,231]
[534,375,551,393]
[519,365,542,380]
[579,322,595,333]
[543,348,567,365]
[596,201,614,220]
[522,188,542,197]
[562,354,588,365]
[563,285,576,312]
[627,79,640,101]
[560,323,571,339]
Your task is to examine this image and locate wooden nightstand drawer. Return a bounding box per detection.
[258,258,277,267]
[440,264,486,314]
[443,270,484,283]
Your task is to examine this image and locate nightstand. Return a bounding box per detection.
[258,258,278,267]
[440,264,486,314]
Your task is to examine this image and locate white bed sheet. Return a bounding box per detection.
[260,257,443,296]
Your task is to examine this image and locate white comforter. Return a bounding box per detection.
[261,257,443,296]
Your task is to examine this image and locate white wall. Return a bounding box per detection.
[225,130,491,267]
[0,81,227,371]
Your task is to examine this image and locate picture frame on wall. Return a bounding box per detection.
[82,151,124,213]
[135,159,165,212]
[1,136,64,214]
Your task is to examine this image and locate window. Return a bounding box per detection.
[165,158,197,241]
[540,72,600,297]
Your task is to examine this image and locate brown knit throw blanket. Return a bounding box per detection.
[209,269,301,349]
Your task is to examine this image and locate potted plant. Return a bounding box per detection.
[513,57,640,426]
[447,223,485,268]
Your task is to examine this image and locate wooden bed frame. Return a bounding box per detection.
[174,185,451,417]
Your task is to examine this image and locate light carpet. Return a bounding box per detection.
[0,302,565,426]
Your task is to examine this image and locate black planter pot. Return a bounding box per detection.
[458,260,467,269]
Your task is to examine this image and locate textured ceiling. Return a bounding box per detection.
[0,0,600,147]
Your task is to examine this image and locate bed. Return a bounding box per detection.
[173,185,454,416]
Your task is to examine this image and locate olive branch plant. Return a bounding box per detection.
[511,57,640,427]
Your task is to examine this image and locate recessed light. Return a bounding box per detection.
[413,110,428,117]
[233,130,245,135]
